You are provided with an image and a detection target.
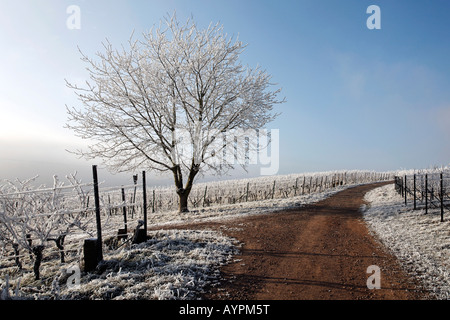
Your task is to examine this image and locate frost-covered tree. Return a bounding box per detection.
[65,13,284,212]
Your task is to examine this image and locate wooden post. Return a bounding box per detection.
[121,187,128,234]
[441,173,444,222]
[246,182,250,201]
[302,176,306,195]
[132,174,138,219]
[309,177,312,194]
[84,238,101,272]
[402,176,404,196]
[420,176,424,201]
[92,165,103,262]
[108,194,112,216]
[294,178,298,196]
[425,174,428,215]
[152,190,155,213]
[272,180,276,199]
[142,171,148,234]
[203,185,208,206]
[413,174,417,210]
[404,175,407,205]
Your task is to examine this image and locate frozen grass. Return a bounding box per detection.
[0,183,357,300]
[1,229,239,300]
[362,184,450,299]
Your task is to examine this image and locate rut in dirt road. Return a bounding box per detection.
[201,181,429,300]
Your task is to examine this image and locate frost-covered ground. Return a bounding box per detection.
[1,229,239,300]
[146,184,354,228]
[362,184,450,299]
[1,184,355,300]
[60,183,360,242]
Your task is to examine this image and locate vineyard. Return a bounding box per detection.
[363,169,450,299]
[0,167,392,299]
[394,170,450,222]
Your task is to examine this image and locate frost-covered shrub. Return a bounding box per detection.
[1,229,238,300]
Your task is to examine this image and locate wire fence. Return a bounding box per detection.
[394,172,450,222]
[0,166,150,282]
[1,166,393,293]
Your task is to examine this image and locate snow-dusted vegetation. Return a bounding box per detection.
[362,184,450,299]
[0,169,389,300]
[1,229,238,300]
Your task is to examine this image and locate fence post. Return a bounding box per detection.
[93,165,102,259]
[108,194,112,216]
[85,165,103,272]
[152,190,155,213]
[404,175,407,206]
[441,173,444,222]
[121,187,128,235]
[142,171,147,234]
[413,174,417,210]
[272,180,276,199]
[401,177,404,197]
[204,185,209,206]
[132,174,138,219]
[246,182,249,202]
[302,176,306,195]
[309,177,312,194]
[425,174,428,215]
[395,176,400,194]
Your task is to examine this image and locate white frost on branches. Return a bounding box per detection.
[65,13,284,211]
[0,173,93,254]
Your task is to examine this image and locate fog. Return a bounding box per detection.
[0,137,266,190]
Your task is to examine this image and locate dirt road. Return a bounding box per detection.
[163,182,430,300]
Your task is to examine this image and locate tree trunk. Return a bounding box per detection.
[12,243,22,270]
[178,190,190,213]
[173,162,199,213]
[32,245,45,280]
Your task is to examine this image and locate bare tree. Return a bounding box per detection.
[65,13,284,212]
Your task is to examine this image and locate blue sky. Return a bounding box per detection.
[0,0,449,186]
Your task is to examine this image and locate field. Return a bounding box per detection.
[363,183,450,299]
[0,169,390,299]
[2,167,449,300]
